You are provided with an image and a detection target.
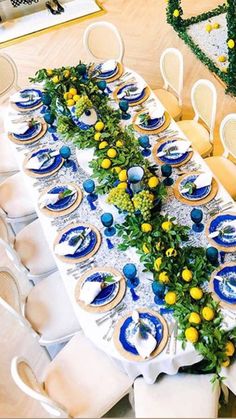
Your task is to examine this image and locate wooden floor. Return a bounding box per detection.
[1,0,236,416]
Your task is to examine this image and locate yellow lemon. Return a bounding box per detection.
[154,257,162,271]
[222,357,230,368]
[117,182,128,189]
[225,341,235,357]
[46,69,53,76]
[116,140,123,148]
[107,148,117,158]
[202,307,215,321]
[185,327,199,343]
[69,87,77,95]
[119,169,128,182]
[205,23,212,32]
[189,312,201,325]
[218,55,227,63]
[52,75,60,84]
[141,223,153,233]
[212,22,220,29]
[159,271,170,284]
[63,92,69,100]
[190,287,203,300]
[63,69,70,78]
[165,291,177,305]
[227,39,235,49]
[95,121,104,132]
[148,176,159,189]
[73,94,80,102]
[166,248,177,257]
[173,9,179,17]
[101,159,111,169]
[66,99,75,107]
[182,268,193,282]
[142,243,150,254]
[161,221,172,232]
[112,166,121,174]
[99,141,108,149]
[94,132,102,141]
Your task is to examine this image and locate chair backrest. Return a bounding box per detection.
[83,21,124,63]
[220,113,236,160]
[191,79,217,142]
[0,267,23,315]
[0,53,18,98]
[0,213,10,243]
[11,357,68,418]
[160,47,183,105]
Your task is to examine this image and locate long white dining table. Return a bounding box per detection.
[5,65,236,385]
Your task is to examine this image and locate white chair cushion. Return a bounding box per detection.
[0,133,19,174]
[15,219,56,277]
[204,156,236,200]
[0,172,35,218]
[45,332,133,418]
[153,89,182,121]
[177,120,212,157]
[134,374,220,418]
[25,271,80,341]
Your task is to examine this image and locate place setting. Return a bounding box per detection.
[152,138,193,167]
[206,212,236,252]
[113,80,151,107]
[7,116,47,145]
[74,266,126,313]
[209,262,236,310]
[54,222,101,263]
[132,104,171,134]
[93,59,124,83]
[38,182,83,217]
[23,146,65,178]
[10,88,43,112]
[173,172,219,206]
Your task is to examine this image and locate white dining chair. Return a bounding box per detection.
[205,113,236,199]
[177,79,217,157]
[11,331,133,418]
[0,53,20,99]
[0,134,19,177]
[83,21,125,63]
[0,252,81,346]
[153,48,183,121]
[134,373,220,418]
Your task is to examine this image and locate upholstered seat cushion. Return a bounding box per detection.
[205,156,236,199]
[45,332,133,418]
[0,172,35,218]
[25,271,80,341]
[134,374,220,418]
[153,89,182,121]
[15,219,56,277]
[0,134,19,174]
[177,120,212,157]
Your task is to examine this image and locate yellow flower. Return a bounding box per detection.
[185,327,199,343]
[173,9,179,17]
[117,182,128,189]
[148,176,159,189]
[46,69,53,76]
[190,287,203,300]
[189,312,201,325]
[182,268,193,282]
[116,140,123,148]
[99,141,108,149]
[141,223,153,233]
[63,69,70,78]
[69,87,77,95]
[142,243,150,254]
[227,39,235,49]
[205,23,212,33]
[66,99,75,107]
[119,169,128,182]
[165,291,177,305]
[221,357,230,368]
[202,307,215,321]
[161,221,172,232]
[218,55,227,63]
[94,132,102,141]
[52,75,60,84]
[154,257,162,271]
[225,341,235,357]
[158,271,170,284]
[166,248,177,257]
[95,121,104,132]
[101,159,111,169]
[107,148,117,158]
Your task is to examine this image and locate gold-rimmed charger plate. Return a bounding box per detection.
[8,118,47,145]
[113,308,168,362]
[23,149,64,178]
[152,138,193,167]
[173,172,219,206]
[133,111,171,134]
[209,262,236,310]
[11,101,42,112]
[38,182,83,217]
[113,83,151,107]
[206,212,236,252]
[75,266,126,313]
[96,62,124,83]
[54,222,101,264]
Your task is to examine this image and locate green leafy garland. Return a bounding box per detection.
[166,0,236,96]
[31,64,236,381]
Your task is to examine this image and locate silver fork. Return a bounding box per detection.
[102,317,117,341]
[96,303,126,326]
[208,202,234,217]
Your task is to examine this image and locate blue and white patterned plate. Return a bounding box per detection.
[211,264,236,306]
[12,123,42,141]
[208,213,236,250]
[156,139,191,165]
[15,89,42,109]
[117,83,146,103]
[179,174,211,201]
[70,107,98,130]
[139,115,165,130]
[95,63,118,79]
[58,225,98,260]
[45,186,78,212]
[82,271,119,307]
[26,148,63,175]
